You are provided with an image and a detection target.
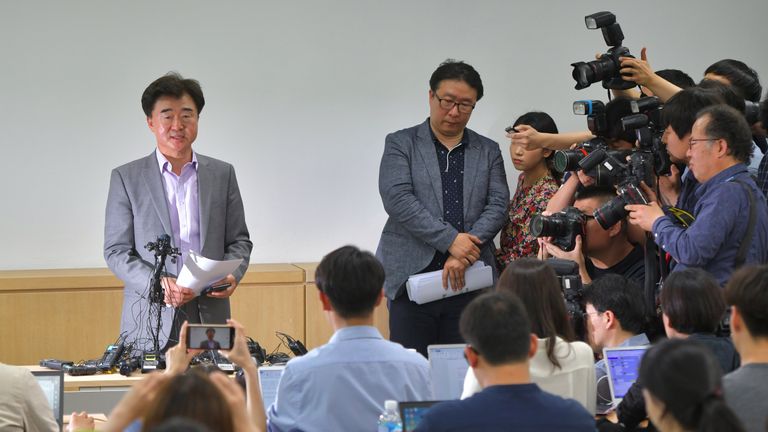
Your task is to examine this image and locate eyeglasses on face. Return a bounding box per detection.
[433,93,475,114]
[688,137,719,149]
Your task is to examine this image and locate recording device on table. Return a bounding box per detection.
[97,333,127,371]
[571,11,636,91]
[39,359,74,370]
[276,331,308,356]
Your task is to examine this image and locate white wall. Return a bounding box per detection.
[1,0,766,269]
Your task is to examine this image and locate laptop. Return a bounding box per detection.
[427,344,469,400]
[399,401,440,432]
[603,346,649,409]
[32,369,64,430]
[258,365,286,412]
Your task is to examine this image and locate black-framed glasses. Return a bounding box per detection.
[688,137,719,149]
[434,93,476,114]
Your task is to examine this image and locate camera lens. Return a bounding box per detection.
[571,56,618,90]
[553,149,587,172]
[593,195,627,229]
[530,214,566,238]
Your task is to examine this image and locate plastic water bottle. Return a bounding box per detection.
[377,400,403,432]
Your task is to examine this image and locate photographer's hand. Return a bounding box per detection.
[657,164,681,206]
[541,236,591,284]
[619,47,655,87]
[510,125,593,151]
[639,181,659,203]
[619,47,681,102]
[165,321,202,376]
[626,202,665,232]
[576,170,596,187]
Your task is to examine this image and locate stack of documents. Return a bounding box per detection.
[406,261,494,305]
[176,251,243,296]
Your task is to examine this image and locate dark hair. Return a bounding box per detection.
[429,59,483,101]
[761,97,768,131]
[696,80,746,113]
[704,59,762,102]
[639,339,745,432]
[513,111,561,185]
[662,87,730,139]
[148,418,213,432]
[605,97,637,144]
[661,268,725,334]
[655,69,696,89]
[460,292,531,365]
[315,245,384,319]
[142,369,234,432]
[725,265,768,337]
[141,72,205,117]
[205,328,215,334]
[582,274,646,334]
[696,104,753,164]
[574,186,618,207]
[496,258,575,368]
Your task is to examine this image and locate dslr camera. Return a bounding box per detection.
[552,100,631,185]
[529,206,585,252]
[571,11,635,90]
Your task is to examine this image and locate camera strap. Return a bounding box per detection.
[661,205,695,228]
[731,179,757,269]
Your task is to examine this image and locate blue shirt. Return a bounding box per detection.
[267,326,432,432]
[652,163,768,286]
[415,383,596,432]
[594,333,650,414]
[677,167,699,212]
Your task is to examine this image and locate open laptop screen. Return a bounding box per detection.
[32,369,64,430]
[258,365,285,412]
[604,346,648,402]
[427,344,469,400]
[399,401,439,432]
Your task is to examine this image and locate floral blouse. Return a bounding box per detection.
[495,173,559,269]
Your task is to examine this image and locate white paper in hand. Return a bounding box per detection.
[406,261,493,305]
[176,251,243,296]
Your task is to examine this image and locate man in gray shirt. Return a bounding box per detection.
[723,264,768,432]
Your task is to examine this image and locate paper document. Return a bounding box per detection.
[406,261,493,305]
[176,251,243,296]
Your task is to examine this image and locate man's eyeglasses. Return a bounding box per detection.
[434,93,475,114]
[688,137,718,149]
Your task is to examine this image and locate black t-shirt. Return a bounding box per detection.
[586,245,645,285]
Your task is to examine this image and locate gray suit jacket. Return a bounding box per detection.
[376,120,509,300]
[104,151,252,350]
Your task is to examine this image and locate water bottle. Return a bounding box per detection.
[377,399,402,432]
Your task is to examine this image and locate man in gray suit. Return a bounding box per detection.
[104,73,252,351]
[377,60,509,356]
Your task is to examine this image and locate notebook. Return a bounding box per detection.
[258,365,286,412]
[399,401,440,432]
[427,344,469,400]
[32,369,64,430]
[603,346,649,407]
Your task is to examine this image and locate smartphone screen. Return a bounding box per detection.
[186,324,234,350]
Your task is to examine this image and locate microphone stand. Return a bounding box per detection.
[143,235,180,369]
